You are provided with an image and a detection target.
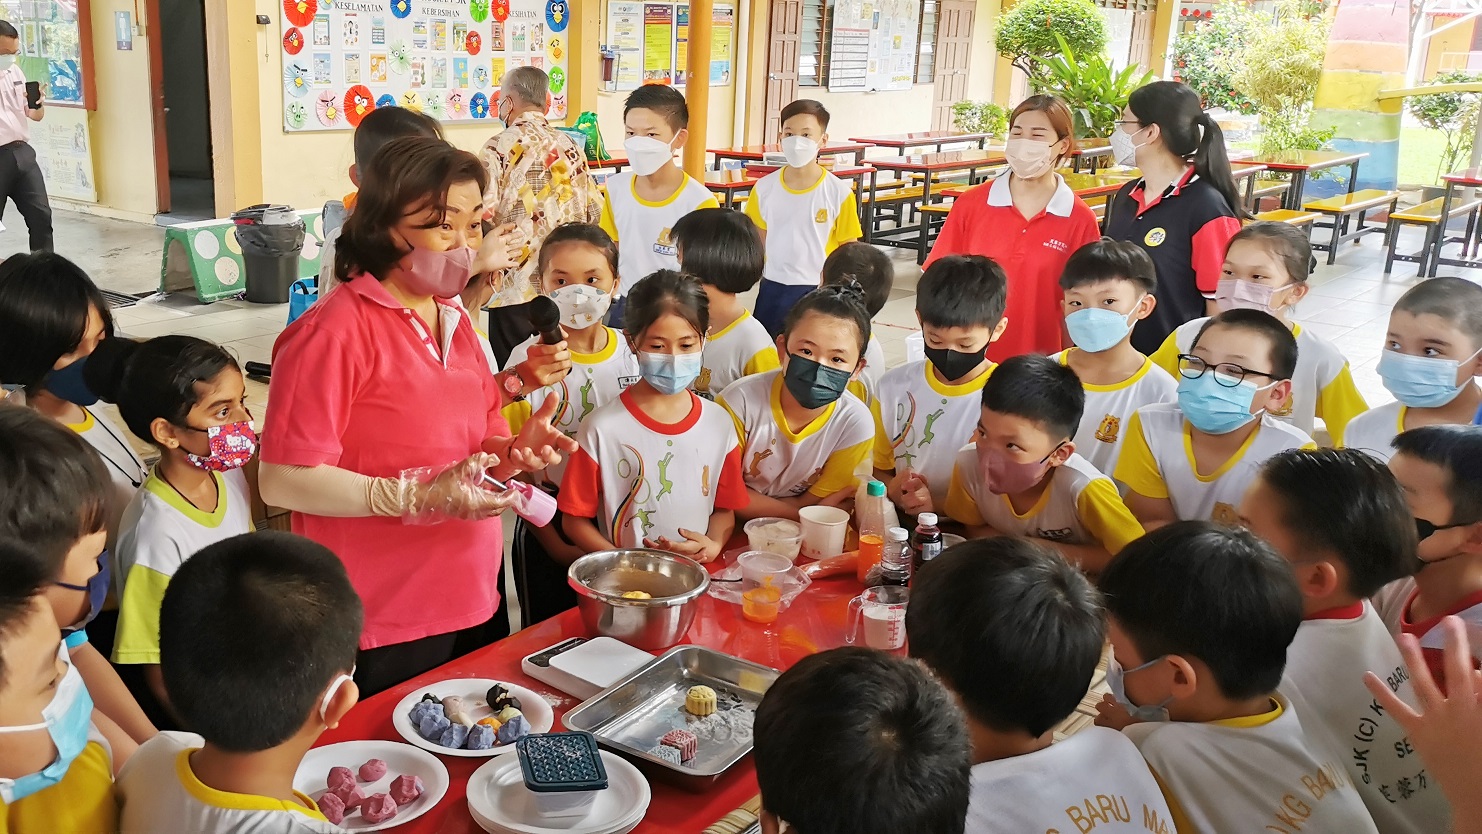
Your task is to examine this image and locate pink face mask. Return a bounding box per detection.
[975,441,1062,495]
[399,244,475,298]
[184,421,258,472]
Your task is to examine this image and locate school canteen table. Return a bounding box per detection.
[589,155,630,173]
[1234,150,1365,211]
[864,149,1009,259]
[708,141,870,168]
[1427,168,1482,276]
[1068,138,1115,173]
[704,164,876,216]
[849,130,993,153]
[315,559,865,834]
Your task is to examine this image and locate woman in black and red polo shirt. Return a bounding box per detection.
[1104,81,1246,354]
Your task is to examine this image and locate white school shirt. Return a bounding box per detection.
[558,389,748,546]
[502,327,641,488]
[848,333,887,407]
[1123,694,1381,834]
[743,168,863,286]
[598,171,719,298]
[1054,349,1178,478]
[1115,403,1315,523]
[697,310,779,398]
[943,447,1144,554]
[1283,602,1452,834]
[870,359,995,511]
[1153,319,1369,444]
[717,370,875,499]
[1342,401,1406,464]
[112,468,254,665]
[965,727,1175,834]
[118,732,341,833]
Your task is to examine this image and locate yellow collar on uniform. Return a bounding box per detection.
[770,373,836,443]
[1208,698,1284,729]
[176,749,330,820]
[570,326,619,364]
[924,360,995,397]
[1060,349,1157,393]
[710,310,755,341]
[65,408,96,433]
[1182,419,1263,483]
[144,470,230,528]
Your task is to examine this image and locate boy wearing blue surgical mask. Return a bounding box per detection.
[1115,309,1315,528]
[1094,522,1380,834]
[1344,277,1482,463]
[1056,239,1177,479]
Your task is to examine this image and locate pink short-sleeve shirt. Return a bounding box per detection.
[260,274,508,649]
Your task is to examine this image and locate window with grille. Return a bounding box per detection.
[800,0,830,86]
[915,0,938,84]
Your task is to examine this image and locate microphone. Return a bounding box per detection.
[529,296,565,345]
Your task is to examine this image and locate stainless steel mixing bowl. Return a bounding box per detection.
[568,549,711,650]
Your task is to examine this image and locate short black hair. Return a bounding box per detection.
[822,242,893,316]
[0,541,52,692]
[1193,308,1299,381]
[908,538,1104,737]
[84,336,241,448]
[0,407,109,577]
[1059,239,1157,295]
[1394,276,1482,349]
[624,84,689,132]
[536,223,619,282]
[0,252,115,390]
[981,354,1085,440]
[623,269,709,340]
[780,99,831,131]
[754,647,971,834]
[0,21,18,40]
[1100,521,1302,701]
[672,209,764,294]
[782,284,871,356]
[1392,425,1482,525]
[159,531,363,753]
[1258,448,1418,597]
[352,106,443,171]
[916,255,1007,330]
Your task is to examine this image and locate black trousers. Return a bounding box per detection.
[512,510,579,629]
[0,141,52,252]
[353,601,512,699]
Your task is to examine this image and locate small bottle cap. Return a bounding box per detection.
[866,480,886,497]
[919,512,938,526]
[887,527,909,542]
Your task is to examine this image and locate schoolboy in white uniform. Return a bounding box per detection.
[672,208,778,398]
[908,538,1174,834]
[1116,309,1314,526]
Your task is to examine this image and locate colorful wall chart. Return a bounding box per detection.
[827,0,918,92]
[607,0,734,91]
[279,0,570,132]
[1,0,88,106]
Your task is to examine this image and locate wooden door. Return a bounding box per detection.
[930,0,975,131]
[146,0,171,213]
[765,0,802,142]
[1128,10,1155,73]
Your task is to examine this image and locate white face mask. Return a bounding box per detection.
[0,55,16,72]
[1004,138,1055,179]
[1110,126,1146,167]
[549,284,613,329]
[781,135,820,168]
[319,671,355,724]
[623,135,678,176]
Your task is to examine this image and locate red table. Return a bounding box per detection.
[709,142,869,168]
[850,130,993,153]
[316,564,864,833]
[590,155,630,174]
[864,149,1008,259]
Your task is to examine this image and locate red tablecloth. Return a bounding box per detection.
[315,560,865,833]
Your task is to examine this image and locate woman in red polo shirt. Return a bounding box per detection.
[926,95,1101,361]
[259,137,577,696]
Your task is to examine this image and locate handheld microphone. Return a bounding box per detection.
[529,296,565,345]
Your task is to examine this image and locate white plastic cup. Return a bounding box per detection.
[738,550,793,592]
[798,506,850,561]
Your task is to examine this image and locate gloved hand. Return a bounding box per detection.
[396,452,518,524]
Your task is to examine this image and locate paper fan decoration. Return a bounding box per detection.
[424,94,446,120]
[390,0,413,19]
[283,63,310,98]
[469,92,490,119]
[282,28,305,55]
[388,41,411,75]
[445,89,469,118]
[401,91,424,112]
[547,35,564,62]
[465,30,482,55]
[285,101,308,130]
[344,85,375,126]
[549,92,567,119]
[546,0,569,32]
[316,91,340,126]
[283,0,316,27]
[376,93,398,109]
[492,0,509,21]
[548,65,566,94]
[469,0,490,22]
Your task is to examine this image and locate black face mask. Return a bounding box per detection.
[924,345,987,382]
[783,354,853,409]
[1417,517,1472,542]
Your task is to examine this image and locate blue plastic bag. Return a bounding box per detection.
[287,278,318,326]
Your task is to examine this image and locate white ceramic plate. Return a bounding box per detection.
[294,740,449,831]
[466,751,650,834]
[391,678,555,758]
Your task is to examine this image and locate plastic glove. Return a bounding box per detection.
[397,452,518,524]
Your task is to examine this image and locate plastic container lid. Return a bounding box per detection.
[918,513,938,526]
[886,527,909,542]
[516,732,609,793]
[866,480,886,497]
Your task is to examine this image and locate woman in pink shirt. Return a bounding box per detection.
[260,137,576,695]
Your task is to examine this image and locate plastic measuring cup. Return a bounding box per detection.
[845,585,909,650]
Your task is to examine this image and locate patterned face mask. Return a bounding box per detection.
[182,421,258,471]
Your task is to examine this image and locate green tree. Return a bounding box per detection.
[1408,70,1482,184]
[993,0,1107,78]
[1170,0,1259,114]
[1034,33,1155,137]
[1228,0,1334,156]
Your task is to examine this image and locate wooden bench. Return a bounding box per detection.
[1248,209,1320,228]
[1384,196,1482,275]
[1302,189,1401,265]
[1248,178,1291,211]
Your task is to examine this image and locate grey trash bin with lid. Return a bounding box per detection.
[232,204,306,304]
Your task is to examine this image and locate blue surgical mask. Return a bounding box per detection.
[1378,348,1481,409]
[56,551,110,636]
[42,357,98,406]
[1105,656,1173,723]
[0,645,94,803]
[1065,301,1142,353]
[1177,372,1270,435]
[638,350,703,395]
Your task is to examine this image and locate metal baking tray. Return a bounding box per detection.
[561,646,779,792]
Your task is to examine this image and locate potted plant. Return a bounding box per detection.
[1170,0,1259,114]
[950,101,1009,139]
[1033,33,1155,139]
[993,0,1106,79]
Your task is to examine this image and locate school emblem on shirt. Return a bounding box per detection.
[1144,227,1167,247]
[653,227,677,256]
[1272,397,1294,417]
[1036,527,1074,542]
[1095,414,1120,443]
[747,448,774,482]
[814,208,828,224]
[1212,502,1239,524]
[1044,238,1069,253]
[694,366,712,395]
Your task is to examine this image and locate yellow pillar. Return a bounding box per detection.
[743,0,770,144]
[683,0,713,176]
[205,0,263,217]
[1150,0,1176,72]
[567,0,601,122]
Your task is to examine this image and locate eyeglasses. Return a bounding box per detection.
[1177,354,1276,388]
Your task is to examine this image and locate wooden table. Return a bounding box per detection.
[1237,150,1365,210]
[1428,168,1482,275]
[589,155,630,173]
[849,130,993,153]
[709,142,869,168]
[1069,138,1114,173]
[864,149,1007,259]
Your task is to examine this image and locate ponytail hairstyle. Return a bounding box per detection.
[1227,222,1317,286]
[84,335,242,448]
[782,282,872,359]
[1126,81,1250,220]
[623,269,710,342]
